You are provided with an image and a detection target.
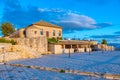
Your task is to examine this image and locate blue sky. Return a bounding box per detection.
[0,0,120,43]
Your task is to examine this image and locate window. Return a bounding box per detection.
[40,29,43,35]
[23,30,26,37]
[52,30,55,36]
[34,31,37,34]
[58,31,61,36]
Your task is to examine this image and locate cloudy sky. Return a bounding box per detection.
[0,0,120,43]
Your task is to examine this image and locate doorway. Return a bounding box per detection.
[46,31,49,37]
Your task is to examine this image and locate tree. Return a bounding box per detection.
[47,37,58,43]
[0,22,15,37]
[101,39,107,45]
[57,37,62,41]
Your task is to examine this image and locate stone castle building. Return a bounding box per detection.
[10,20,62,54]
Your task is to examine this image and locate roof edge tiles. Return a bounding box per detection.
[32,20,62,29]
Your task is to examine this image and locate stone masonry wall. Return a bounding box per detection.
[14,36,47,54]
[0,45,42,62]
[0,43,12,52]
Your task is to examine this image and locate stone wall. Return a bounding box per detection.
[14,37,47,54]
[54,45,62,54]
[64,49,74,53]
[0,43,12,52]
[85,48,92,52]
[49,44,62,54]
[19,28,25,38]
[49,44,86,54]
[97,44,115,51]
[78,48,85,52]
[0,44,42,62]
[48,44,55,54]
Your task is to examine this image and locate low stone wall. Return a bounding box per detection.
[103,74,120,80]
[97,44,115,51]
[78,48,85,52]
[6,63,120,80]
[64,49,74,53]
[0,43,12,52]
[0,44,42,62]
[11,45,42,58]
[85,48,92,52]
[0,52,21,62]
[64,48,85,53]
[13,37,47,54]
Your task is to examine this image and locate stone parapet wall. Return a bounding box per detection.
[0,52,21,62]
[78,48,85,52]
[97,44,115,51]
[0,45,42,62]
[64,49,74,53]
[12,45,42,58]
[0,43,12,52]
[85,48,92,52]
[13,37,47,54]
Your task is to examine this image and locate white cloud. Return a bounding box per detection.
[38,8,46,12]
[37,8,63,13]
[52,12,112,33]
[53,12,97,31]
[2,4,112,33]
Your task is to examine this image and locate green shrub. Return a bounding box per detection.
[0,38,17,45]
[101,39,107,44]
[0,38,9,43]
[10,39,17,45]
[60,69,65,73]
[57,37,63,41]
[27,66,31,68]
